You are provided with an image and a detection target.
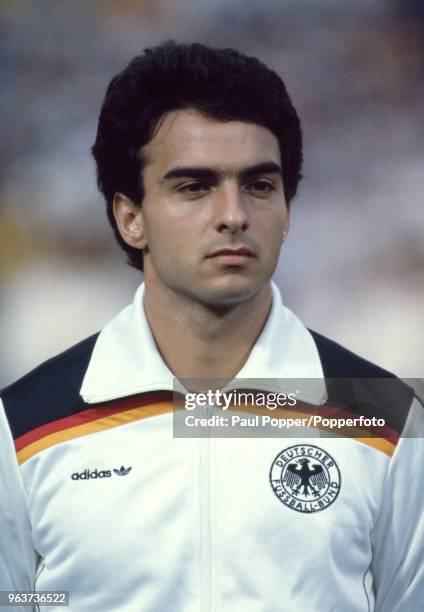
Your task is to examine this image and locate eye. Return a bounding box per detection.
[177,181,210,195]
[245,180,275,195]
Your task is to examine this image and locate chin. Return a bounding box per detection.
[196,277,267,306]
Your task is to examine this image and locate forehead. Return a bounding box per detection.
[141,108,281,172]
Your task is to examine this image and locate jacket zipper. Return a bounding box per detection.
[199,404,212,611]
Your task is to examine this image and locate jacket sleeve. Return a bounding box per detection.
[0,398,38,611]
[371,395,424,611]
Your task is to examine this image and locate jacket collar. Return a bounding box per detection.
[80,282,327,404]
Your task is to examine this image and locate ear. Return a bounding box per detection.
[113,193,147,249]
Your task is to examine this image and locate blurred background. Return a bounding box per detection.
[0,0,423,387]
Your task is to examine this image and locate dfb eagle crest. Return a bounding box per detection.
[284,458,328,498]
[269,444,341,513]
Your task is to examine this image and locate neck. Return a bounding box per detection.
[143,281,273,382]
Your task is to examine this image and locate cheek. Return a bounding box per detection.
[144,216,198,263]
[260,208,288,244]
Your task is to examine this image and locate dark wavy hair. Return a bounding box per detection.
[92,40,303,270]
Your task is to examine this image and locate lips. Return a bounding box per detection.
[206,247,255,258]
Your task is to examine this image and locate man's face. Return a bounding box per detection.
[131,108,289,306]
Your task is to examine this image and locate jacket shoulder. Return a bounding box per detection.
[309,329,395,378]
[1,333,99,439]
[309,329,414,436]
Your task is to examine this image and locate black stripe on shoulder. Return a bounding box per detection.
[309,329,414,436]
[1,333,99,439]
[309,329,396,379]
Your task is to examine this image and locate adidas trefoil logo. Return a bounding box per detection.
[71,465,132,480]
[113,465,132,476]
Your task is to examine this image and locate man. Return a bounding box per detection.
[0,41,422,611]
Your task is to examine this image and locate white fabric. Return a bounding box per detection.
[80,281,327,404]
[1,282,423,611]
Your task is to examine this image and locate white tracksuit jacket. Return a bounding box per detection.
[1,282,423,611]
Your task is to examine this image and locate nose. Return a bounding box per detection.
[213,182,249,234]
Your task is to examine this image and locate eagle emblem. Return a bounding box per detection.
[284,458,328,497]
[269,445,341,513]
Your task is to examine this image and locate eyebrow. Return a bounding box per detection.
[162,161,282,182]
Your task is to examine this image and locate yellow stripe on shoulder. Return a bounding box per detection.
[353,437,396,457]
[17,402,173,464]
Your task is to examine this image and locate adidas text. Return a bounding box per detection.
[71,469,112,480]
[71,466,132,480]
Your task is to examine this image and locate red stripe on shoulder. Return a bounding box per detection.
[14,391,172,452]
